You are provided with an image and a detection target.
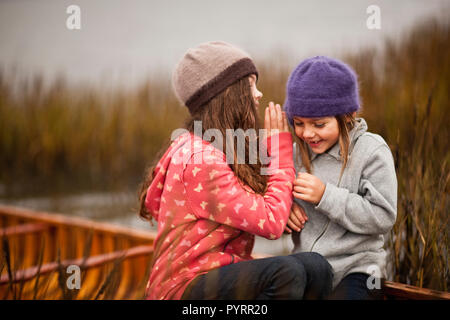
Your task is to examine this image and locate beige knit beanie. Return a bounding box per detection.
[172,41,258,114]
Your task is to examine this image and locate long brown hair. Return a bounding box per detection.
[138,76,268,221]
[294,113,356,182]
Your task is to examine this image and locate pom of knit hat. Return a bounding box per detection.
[284,56,360,125]
[172,41,258,114]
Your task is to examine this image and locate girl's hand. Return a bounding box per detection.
[285,202,308,233]
[293,172,326,205]
[264,102,289,138]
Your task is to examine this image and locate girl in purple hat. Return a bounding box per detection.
[284,56,398,300]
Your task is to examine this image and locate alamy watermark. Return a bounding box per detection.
[66,264,81,290]
[366,5,381,30]
[66,5,81,30]
[65,5,380,31]
[366,265,381,290]
[170,121,279,175]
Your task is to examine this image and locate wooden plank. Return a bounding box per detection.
[0,223,48,237]
[383,280,450,300]
[0,204,157,242]
[0,245,153,285]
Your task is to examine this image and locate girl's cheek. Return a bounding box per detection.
[294,128,304,140]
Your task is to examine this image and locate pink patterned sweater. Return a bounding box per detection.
[144,131,295,299]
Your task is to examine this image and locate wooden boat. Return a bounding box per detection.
[0,204,449,300]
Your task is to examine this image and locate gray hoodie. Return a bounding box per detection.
[292,118,397,289]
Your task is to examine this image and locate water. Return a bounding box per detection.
[0,190,294,255]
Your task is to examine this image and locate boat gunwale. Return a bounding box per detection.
[0,204,157,242]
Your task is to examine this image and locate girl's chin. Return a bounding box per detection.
[311,147,325,154]
[309,142,331,154]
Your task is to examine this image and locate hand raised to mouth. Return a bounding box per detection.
[263,101,290,139]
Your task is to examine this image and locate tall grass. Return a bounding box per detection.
[0,73,186,195]
[0,18,448,291]
[344,18,449,291]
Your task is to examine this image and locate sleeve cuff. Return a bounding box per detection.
[265,132,294,169]
[315,182,349,219]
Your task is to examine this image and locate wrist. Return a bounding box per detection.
[264,132,293,168]
[315,182,326,204]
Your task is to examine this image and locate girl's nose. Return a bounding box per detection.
[303,127,315,139]
[255,89,263,101]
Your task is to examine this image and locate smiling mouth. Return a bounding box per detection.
[308,140,323,147]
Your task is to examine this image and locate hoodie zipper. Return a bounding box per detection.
[308,120,363,252]
[309,172,336,252]
[309,160,347,252]
[309,220,330,252]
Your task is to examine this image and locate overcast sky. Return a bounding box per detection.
[0,0,448,88]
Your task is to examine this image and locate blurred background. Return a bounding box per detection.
[0,0,448,290]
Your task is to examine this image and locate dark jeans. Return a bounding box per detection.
[181,252,333,300]
[327,272,384,300]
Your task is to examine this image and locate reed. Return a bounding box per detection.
[94,255,124,300]
[343,18,449,291]
[1,234,15,299]
[0,17,448,291]
[0,74,186,195]
[32,237,45,300]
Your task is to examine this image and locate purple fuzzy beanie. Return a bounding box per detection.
[284,56,360,125]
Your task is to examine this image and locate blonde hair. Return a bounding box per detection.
[294,113,356,182]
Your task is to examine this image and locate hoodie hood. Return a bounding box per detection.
[144,132,193,221]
